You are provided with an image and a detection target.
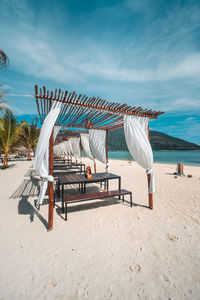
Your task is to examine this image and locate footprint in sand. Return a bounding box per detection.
[129,263,141,273]
[168,233,179,242]
[50,279,57,287]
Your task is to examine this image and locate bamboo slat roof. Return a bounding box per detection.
[35,85,164,130]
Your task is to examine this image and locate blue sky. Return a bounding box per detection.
[0,0,200,144]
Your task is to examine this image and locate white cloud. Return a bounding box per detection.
[1,0,200,116]
[160,98,200,112]
[185,117,196,121]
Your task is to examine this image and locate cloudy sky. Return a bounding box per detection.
[0,0,200,144]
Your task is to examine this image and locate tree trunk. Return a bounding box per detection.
[27,144,32,160]
[3,153,8,168]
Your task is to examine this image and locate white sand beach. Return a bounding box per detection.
[0,158,200,300]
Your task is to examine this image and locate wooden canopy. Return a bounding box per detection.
[35,85,164,131]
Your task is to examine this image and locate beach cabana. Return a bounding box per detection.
[33,85,164,230]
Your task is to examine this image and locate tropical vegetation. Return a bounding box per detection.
[18,119,40,160]
[0,49,9,70]
[0,110,22,168]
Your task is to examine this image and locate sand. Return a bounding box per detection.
[0,158,199,300]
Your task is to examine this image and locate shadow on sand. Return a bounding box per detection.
[18,195,48,229]
[10,176,40,199]
[55,196,133,221]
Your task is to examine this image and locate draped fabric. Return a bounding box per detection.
[63,141,70,156]
[89,129,106,164]
[53,145,59,155]
[58,143,63,155]
[136,116,149,136]
[59,142,66,155]
[124,115,155,193]
[63,140,73,155]
[34,102,62,206]
[71,137,81,160]
[53,126,61,141]
[80,133,94,160]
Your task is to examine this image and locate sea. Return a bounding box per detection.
[108,150,200,166]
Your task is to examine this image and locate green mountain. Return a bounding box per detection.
[108,128,200,151]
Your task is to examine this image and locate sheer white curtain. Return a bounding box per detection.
[136,116,149,136]
[80,133,94,160]
[58,142,64,154]
[34,102,62,206]
[68,139,73,156]
[58,143,62,155]
[63,141,71,158]
[53,125,61,141]
[89,129,106,164]
[71,137,81,160]
[53,145,59,155]
[124,115,155,193]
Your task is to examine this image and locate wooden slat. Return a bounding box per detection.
[64,189,131,203]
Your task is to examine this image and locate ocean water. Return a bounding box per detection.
[108,150,200,166]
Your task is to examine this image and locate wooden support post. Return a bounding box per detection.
[94,158,97,173]
[106,129,109,171]
[106,129,108,164]
[147,122,153,209]
[48,128,54,231]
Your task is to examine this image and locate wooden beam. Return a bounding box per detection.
[48,128,54,231]
[147,122,153,209]
[106,129,108,164]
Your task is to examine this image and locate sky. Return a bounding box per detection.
[0,0,200,144]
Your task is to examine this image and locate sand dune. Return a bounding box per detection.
[0,158,199,299]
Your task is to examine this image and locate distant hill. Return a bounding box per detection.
[108,128,200,151]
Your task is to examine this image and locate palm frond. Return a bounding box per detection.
[0,49,9,70]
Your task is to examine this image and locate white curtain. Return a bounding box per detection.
[89,129,106,165]
[53,145,59,155]
[136,116,149,136]
[53,125,61,141]
[61,142,67,155]
[62,141,69,156]
[57,143,62,155]
[124,115,155,193]
[81,133,94,160]
[68,139,73,155]
[71,137,81,160]
[34,102,62,206]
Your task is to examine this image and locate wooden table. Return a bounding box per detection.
[56,172,121,211]
[53,158,72,163]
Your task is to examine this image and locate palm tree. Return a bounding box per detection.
[0,49,9,70]
[0,49,9,110]
[0,109,21,168]
[0,87,8,111]
[19,118,40,160]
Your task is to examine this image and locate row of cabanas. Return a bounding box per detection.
[33,85,164,230]
[53,130,109,171]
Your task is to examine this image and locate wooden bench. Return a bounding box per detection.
[63,189,132,221]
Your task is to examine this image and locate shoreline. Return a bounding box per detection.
[1,157,200,169]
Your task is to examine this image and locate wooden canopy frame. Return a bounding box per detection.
[34,85,164,231]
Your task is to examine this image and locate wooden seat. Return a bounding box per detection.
[63,189,132,220]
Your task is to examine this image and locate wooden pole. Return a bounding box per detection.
[106,129,109,171]
[106,129,109,164]
[94,158,97,173]
[147,122,153,209]
[48,128,54,231]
